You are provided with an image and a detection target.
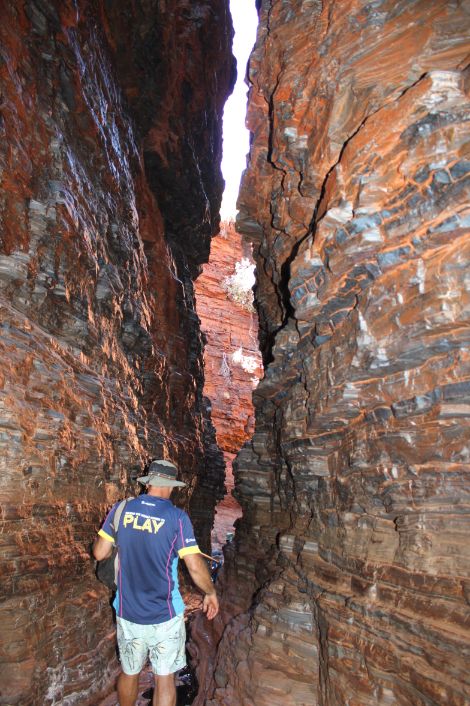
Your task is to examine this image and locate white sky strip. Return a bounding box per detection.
[220,0,258,221]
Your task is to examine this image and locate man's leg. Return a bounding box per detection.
[153,673,176,706]
[117,672,140,706]
[117,671,140,706]
[116,616,148,705]
[148,615,185,706]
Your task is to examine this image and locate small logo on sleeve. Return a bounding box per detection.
[185,537,195,543]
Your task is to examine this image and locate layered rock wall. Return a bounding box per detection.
[0,2,233,704]
[195,221,263,546]
[210,2,470,705]
[195,221,261,457]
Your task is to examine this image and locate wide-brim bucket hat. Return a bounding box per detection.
[137,459,186,487]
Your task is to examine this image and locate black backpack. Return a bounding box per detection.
[96,499,128,590]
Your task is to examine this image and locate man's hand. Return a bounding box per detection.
[183,553,219,619]
[202,591,219,620]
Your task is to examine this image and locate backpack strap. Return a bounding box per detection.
[111,498,128,589]
[111,498,128,543]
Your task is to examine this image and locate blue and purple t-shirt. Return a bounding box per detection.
[99,495,200,625]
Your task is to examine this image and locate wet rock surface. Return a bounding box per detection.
[208,2,470,705]
[0,1,232,704]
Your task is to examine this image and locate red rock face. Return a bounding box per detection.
[0,1,233,704]
[195,221,263,547]
[208,2,470,705]
[196,222,262,455]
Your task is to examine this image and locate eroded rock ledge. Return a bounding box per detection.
[0,2,233,704]
[208,2,470,705]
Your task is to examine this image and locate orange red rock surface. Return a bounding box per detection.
[207,1,470,705]
[195,222,262,456]
[195,221,263,548]
[0,1,232,703]
[2,0,470,704]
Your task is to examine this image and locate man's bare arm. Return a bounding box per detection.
[93,535,113,561]
[183,553,219,619]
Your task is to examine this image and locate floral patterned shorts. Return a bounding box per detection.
[116,614,186,676]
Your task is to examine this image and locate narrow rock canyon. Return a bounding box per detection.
[1,1,470,706]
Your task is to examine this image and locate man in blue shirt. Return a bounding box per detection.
[93,459,219,706]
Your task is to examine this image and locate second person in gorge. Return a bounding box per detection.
[93,459,219,706]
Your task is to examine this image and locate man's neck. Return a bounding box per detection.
[147,486,172,500]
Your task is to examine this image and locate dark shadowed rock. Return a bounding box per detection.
[0,1,232,703]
